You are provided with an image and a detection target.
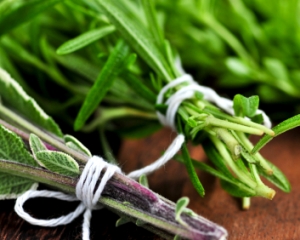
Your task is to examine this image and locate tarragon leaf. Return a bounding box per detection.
[56,25,116,55]
[74,40,130,130]
[0,68,63,137]
[0,124,38,198]
[220,179,255,197]
[96,0,173,81]
[64,134,91,157]
[35,151,80,177]
[252,114,300,153]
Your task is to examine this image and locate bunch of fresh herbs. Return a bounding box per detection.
[1,0,300,238]
[157,0,300,119]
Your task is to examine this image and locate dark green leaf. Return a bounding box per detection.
[258,160,291,193]
[0,0,61,36]
[220,179,256,197]
[74,40,130,130]
[123,73,156,103]
[177,118,204,197]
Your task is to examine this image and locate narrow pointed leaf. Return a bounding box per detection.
[220,179,256,197]
[56,25,116,55]
[74,40,130,130]
[35,151,80,177]
[252,114,300,153]
[258,160,291,193]
[29,134,48,167]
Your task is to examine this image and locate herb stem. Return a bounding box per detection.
[206,115,263,135]
[0,158,227,240]
[0,105,88,164]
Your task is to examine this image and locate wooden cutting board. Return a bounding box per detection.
[1,127,299,239]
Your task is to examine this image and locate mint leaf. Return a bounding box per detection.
[0,68,63,137]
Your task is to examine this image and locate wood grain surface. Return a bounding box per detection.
[1,127,300,239]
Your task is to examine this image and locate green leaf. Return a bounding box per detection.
[29,134,47,166]
[225,58,251,76]
[0,125,37,166]
[258,160,291,193]
[175,197,189,227]
[136,219,146,226]
[74,40,130,130]
[0,173,38,200]
[263,57,289,81]
[64,135,91,157]
[138,174,149,188]
[0,124,38,198]
[116,216,131,227]
[0,68,63,137]
[56,25,116,55]
[233,94,259,118]
[0,0,61,36]
[174,235,181,240]
[202,139,236,180]
[96,0,173,81]
[220,179,255,197]
[35,151,80,177]
[252,114,300,153]
[177,118,204,197]
[141,0,164,50]
[123,73,156,103]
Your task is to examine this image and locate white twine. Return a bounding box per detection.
[15,156,121,240]
[156,74,272,129]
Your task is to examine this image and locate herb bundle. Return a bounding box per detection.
[1,0,300,239]
[156,0,300,118]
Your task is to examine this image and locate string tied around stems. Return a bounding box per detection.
[15,156,121,240]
